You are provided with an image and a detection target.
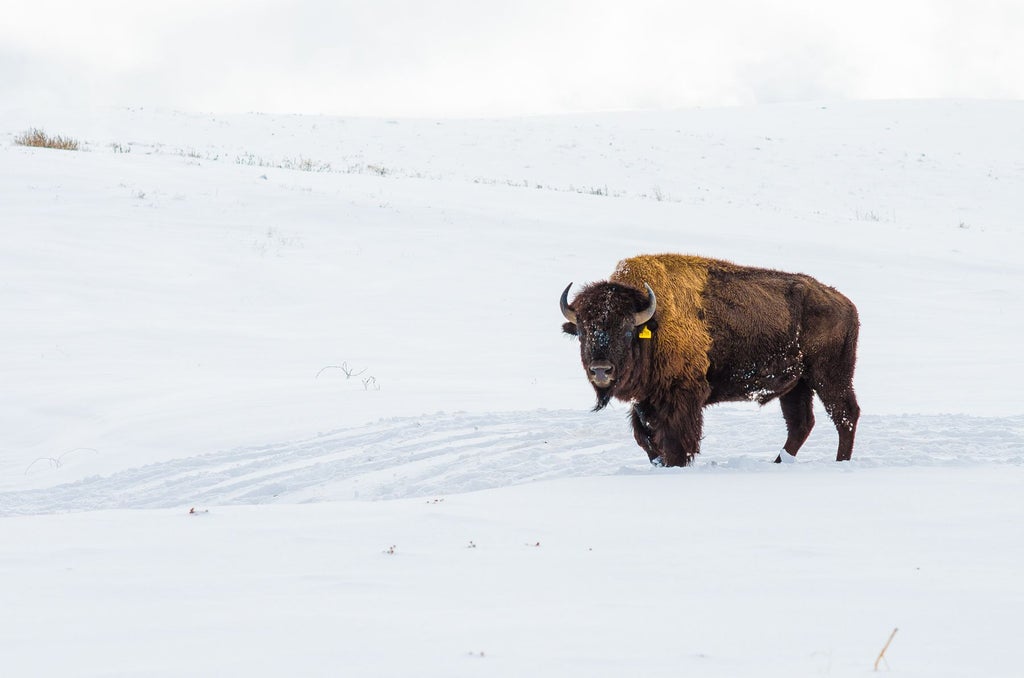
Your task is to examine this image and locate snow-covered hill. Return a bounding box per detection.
[1,101,1022,677]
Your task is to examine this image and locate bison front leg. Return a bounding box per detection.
[776,379,815,462]
[638,392,704,467]
[630,401,660,464]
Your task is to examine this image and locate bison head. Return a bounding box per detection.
[560,281,656,410]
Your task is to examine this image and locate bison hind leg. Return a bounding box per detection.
[818,385,860,461]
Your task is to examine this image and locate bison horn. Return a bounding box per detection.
[560,283,577,324]
[634,283,657,326]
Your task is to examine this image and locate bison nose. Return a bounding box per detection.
[588,362,614,385]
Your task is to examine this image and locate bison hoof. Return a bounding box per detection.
[774,450,797,464]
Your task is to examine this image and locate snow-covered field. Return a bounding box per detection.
[1,100,1022,676]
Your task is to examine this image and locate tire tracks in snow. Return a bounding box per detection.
[2,409,1022,515]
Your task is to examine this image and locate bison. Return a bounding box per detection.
[560,254,860,466]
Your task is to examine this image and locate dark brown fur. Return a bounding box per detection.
[562,254,860,466]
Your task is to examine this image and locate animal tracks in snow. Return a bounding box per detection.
[2,409,1022,515]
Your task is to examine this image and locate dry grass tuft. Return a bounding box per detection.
[14,128,80,151]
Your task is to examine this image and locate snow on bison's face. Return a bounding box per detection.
[560,281,656,408]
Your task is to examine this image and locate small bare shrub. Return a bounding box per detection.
[15,128,80,151]
[287,156,331,173]
[235,153,331,173]
[316,361,367,380]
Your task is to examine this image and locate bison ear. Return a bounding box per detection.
[562,322,578,336]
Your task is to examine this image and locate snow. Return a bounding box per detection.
[1,100,1022,676]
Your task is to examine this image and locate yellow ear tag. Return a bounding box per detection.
[638,325,652,339]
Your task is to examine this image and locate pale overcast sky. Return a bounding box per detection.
[2,0,1022,116]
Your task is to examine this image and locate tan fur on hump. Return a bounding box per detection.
[611,254,718,387]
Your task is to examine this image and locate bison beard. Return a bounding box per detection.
[561,254,860,467]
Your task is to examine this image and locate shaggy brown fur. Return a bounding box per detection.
[562,254,860,467]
